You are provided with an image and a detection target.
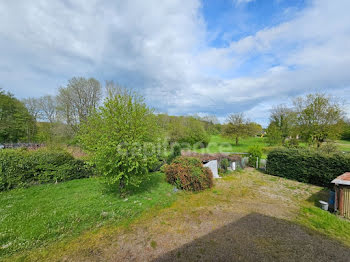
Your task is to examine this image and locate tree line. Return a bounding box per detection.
[1,79,349,194]
[266,93,347,148]
[0,77,221,147]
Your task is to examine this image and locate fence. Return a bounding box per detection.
[0,143,44,150]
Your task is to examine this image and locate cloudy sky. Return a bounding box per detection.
[1,0,350,125]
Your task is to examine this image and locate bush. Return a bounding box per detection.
[248,145,263,168]
[163,156,213,191]
[0,149,93,191]
[220,158,230,171]
[266,148,350,187]
[284,138,299,148]
[319,141,338,154]
[167,143,182,163]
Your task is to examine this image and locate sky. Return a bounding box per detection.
[1,0,350,126]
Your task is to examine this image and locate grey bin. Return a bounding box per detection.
[319,200,329,211]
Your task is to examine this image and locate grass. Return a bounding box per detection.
[3,169,350,261]
[195,135,268,155]
[298,206,350,245]
[193,135,350,158]
[0,172,176,258]
[336,140,350,152]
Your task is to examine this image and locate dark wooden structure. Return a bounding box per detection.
[332,172,350,219]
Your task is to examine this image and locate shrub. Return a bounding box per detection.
[163,156,213,191]
[284,138,299,148]
[266,148,350,187]
[318,141,338,154]
[0,148,92,191]
[220,158,230,171]
[167,143,182,163]
[248,145,263,168]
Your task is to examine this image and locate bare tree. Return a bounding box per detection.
[22,97,41,120]
[57,77,102,131]
[38,95,57,123]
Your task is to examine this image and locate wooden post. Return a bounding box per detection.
[334,185,338,212]
[339,186,344,216]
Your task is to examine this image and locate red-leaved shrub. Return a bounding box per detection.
[163,156,213,191]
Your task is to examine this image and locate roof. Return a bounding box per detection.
[331,172,350,186]
[181,151,242,162]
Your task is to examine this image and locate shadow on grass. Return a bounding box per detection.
[307,188,329,207]
[153,212,350,262]
[102,172,167,197]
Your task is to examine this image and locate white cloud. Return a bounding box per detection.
[234,0,255,5]
[0,0,350,125]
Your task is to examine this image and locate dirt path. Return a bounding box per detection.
[19,169,350,261]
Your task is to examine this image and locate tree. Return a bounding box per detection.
[0,90,36,142]
[294,93,344,147]
[38,95,57,123]
[57,77,102,131]
[157,115,210,147]
[79,88,163,196]
[246,122,263,136]
[341,119,350,141]
[222,113,251,145]
[266,122,283,145]
[199,115,222,135]
[269,105,296,144]
[22,97,41,120]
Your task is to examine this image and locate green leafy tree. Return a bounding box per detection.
[246,122,263,136]
[79,88,163,195]
[266,122,283,145]
[199,115,222,135]
[0,90,36,142]
[269,105,296,144]
[158,115,210,147]
[341,120,350,140]
[222,113,252,145]
[294,93,344,147]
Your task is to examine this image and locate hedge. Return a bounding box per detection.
[163,156,213,191]
[0,149,93,191]
[266,148,350,187]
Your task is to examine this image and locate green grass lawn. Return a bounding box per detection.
[10,169,350,261]
[195,135,268,155]
[0,173,176,258]
[298,206,350,244]
[336,140,350,152]
[194,135,350,157]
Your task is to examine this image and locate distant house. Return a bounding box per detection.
[332,172,350,219]
[181,151,244,178]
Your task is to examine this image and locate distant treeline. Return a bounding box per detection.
[0,79,225,147]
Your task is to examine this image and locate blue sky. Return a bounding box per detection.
[0,0,349,126]
[203,0,306,47]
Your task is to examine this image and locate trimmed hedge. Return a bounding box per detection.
[163,156,213,191]
[0,149,93,191]
[266,148,350,187]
